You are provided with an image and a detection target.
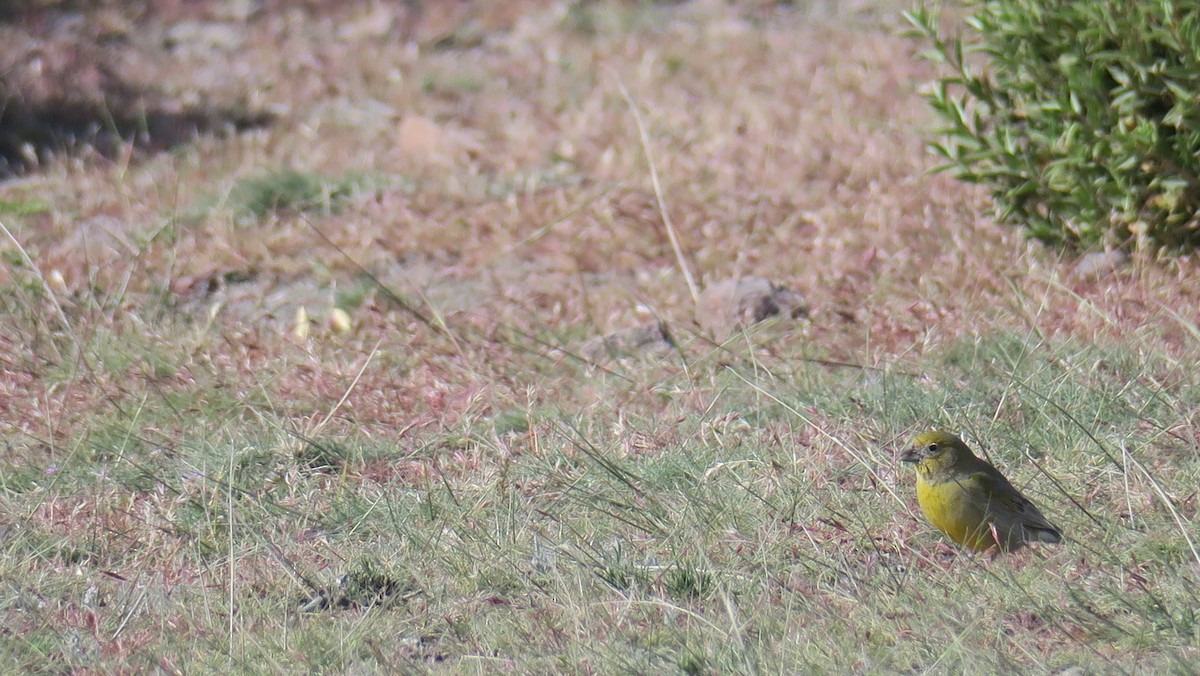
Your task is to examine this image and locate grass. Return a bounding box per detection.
[3,322,1199,671]
[1,0,1199,672]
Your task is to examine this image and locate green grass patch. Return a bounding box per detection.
[4,310,1199,671]
[225,169,375,220]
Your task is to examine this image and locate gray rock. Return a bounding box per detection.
[697,276,808,338]
[580,322,676,363]
[1072,250,1129,280]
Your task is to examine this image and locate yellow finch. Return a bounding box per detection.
[900,431,1062,553]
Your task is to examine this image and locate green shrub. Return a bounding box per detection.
[905,1,1200,251]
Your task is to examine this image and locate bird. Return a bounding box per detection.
[900,430,1062,554]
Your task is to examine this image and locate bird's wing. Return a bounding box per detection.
[967,469,1061,538]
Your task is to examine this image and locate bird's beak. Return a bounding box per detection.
[899,448,920,463]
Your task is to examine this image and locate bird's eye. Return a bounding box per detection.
[927,443,938,452]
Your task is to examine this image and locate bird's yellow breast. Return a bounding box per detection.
[914,475,997,552]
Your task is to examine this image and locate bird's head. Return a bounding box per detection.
[900,430,975,474]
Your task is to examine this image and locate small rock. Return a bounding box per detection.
[697,276,808,338]
[1072,250,1129,280]
[396,115,443,157]
[293,306,311,340]
[328,307,353,335]
[163,21,246,53]
[91,8,135,41]
[580,322,676,363]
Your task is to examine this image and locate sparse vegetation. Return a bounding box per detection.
[0,0,1199,672]
[225,169,373,220]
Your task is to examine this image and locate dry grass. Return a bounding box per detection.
[1,0,1199,672]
